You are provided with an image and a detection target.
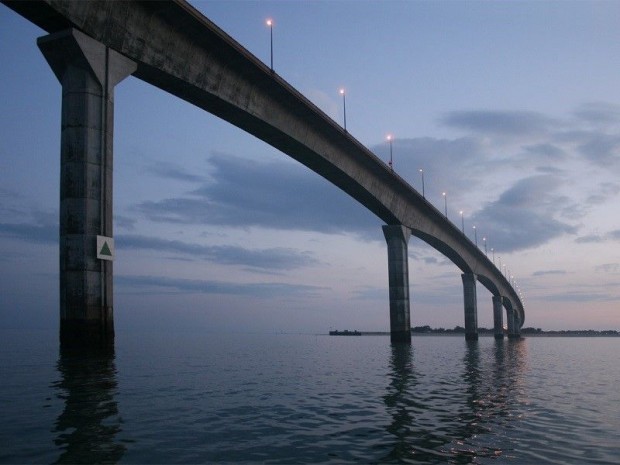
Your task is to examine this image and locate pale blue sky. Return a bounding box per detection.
[1,1,620,332]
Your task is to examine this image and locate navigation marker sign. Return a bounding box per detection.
[97,236,115,261]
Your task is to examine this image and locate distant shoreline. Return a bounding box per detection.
[329,328,619,337]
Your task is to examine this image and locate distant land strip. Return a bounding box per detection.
[329,326,619,337]
[413,326,619,336]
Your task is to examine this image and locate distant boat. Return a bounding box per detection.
[329,330,361,336]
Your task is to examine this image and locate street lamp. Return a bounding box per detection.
[442,192,447,218]
[339,88,347,131]
[419,169,425,198]
[491,247,495,264]
[483,237,487,255]
[459,210,464,233]
[387,134,393,170]
[473,225,477,246]
[266,18,274,71]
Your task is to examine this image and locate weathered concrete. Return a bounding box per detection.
[492,295,504,340]
[38,28,136,347]
[513,313,522,338]
[383,225,411,344]
[462,273,478,341]
[507,308,519,339]
[4,0,524,334]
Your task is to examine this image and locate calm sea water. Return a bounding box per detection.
[1,330,619,464]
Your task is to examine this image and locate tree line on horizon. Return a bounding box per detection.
[411,325,619,336]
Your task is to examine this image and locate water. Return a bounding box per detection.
[1,330,619,464]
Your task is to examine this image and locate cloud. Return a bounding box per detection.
[440,105,620,178]
[586,182,620,205]
[351,286,385,301]
[116,215,137,231]
[0,221,57,244]
[117,234,319,271]
[441,110,554,138]
[575,235,603,244]
[595,263,620,274]
[573,102,620,126]
[575,229,620,244]
[471,176,576,252]
[116,274,326,297]
[532,270,567,276]
[576,133,620,168]
[523,143,565,160]
[147,162,206,183]
[134,153,381,238]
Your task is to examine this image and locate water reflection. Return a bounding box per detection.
[382,343,419,461]
[381,339,527,464]
[51,344,125,464]
[446,339,528,462]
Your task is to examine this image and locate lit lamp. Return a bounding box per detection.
[419,169,425,198]
[339,88,347,131]
[266,19,274,70]
[387,134,393,170]
[442,192,447,218]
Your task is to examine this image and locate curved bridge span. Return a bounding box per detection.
[3,0,523,344]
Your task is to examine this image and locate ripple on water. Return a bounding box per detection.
[2,332,619,464]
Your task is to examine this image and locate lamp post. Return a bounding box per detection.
[491,247,495,264]
[483,237,487,256]
[442,192,447,218]
[419,169,425,198]
[266,19,274,71]
[387,134,393,170]
[473,225,477,246]
[339,88,347,131]
[460,210,464,233]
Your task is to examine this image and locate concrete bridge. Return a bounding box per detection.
[2,0,524,345]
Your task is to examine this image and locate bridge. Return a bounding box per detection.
[2,0,524,345]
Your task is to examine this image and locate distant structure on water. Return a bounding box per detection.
[329,330,362,336]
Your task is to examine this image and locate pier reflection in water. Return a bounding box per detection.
[381,339,526,463]
[51,344,126,464]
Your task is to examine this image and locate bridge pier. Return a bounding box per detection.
[38,29,136,347]
[383,225,412,344]
[493,295,504,340]
[507,308,520,339]
[513,312,522,338]
[461,273,478,341]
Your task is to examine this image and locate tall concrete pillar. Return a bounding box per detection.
[507,307,519,339]
[38,29,136,347]
[493,295,504,340]
[461,273,478,341]
[513,312,522,338]
[382,225,412,344]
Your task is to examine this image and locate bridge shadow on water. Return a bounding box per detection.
[51,344,126,464]
[380,339,527,464]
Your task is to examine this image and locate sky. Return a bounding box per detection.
[1,0,620,333]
